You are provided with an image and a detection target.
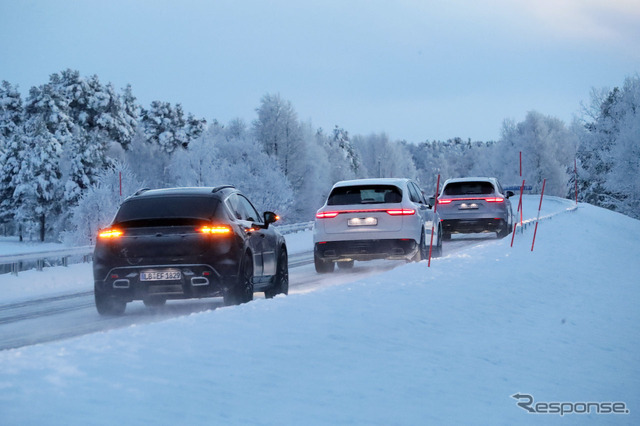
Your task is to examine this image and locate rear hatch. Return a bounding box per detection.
[439,181,502,213]
[317,184,409,234]
[103,195,224,259]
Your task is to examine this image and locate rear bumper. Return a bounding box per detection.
[315,239,418,261]
[441,218,507,234]
[94,263,233,302]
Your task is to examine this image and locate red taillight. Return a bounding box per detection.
[316,209,415,218]
[98,228,123,239]
[316,211,339,219]
[438,197,503,204]
[199,225,232,235]
[385,209,415,216]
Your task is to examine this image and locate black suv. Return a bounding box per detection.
[93,186,288,315]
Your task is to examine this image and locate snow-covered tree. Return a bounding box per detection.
[497,111,576,196]
[0,81,24,227]
[577,75,640,218]
[140,101,205,154]
[169,119,294,217]
[63,161,142,245]
[253,93,303,177]
[317,126,362,183]
[13,116,64,241]
[351,133,417,180]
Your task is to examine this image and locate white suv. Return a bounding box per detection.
[313,178,442,273]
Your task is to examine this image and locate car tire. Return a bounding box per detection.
[411,229,429,262]
[497,224,510,239]
[95,287,126,316]
[224,252,254,305]
[314,252,335,273]
[337,260,354,270]
[265,249,288,298]
[430,227,443,258]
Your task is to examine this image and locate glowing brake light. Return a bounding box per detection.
[317,208,416,218]
[316,211,339,219]
[438,197,503,204]
[98,228,123,239]
[385,209,415,216]
[199,225,232,235]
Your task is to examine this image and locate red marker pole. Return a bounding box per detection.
[519,151,522,177]
[510,179,525,247]
[531,179,546,252]
[428,174,440,267]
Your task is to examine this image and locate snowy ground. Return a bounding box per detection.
[0,196,638,425]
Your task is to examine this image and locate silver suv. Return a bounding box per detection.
[313,178,442,273]
[437,177,514,239]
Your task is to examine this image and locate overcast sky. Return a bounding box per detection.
[1,0,639,142]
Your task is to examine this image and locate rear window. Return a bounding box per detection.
[327,185,402,205]
[443,181,495,196]
[114,196,221,226]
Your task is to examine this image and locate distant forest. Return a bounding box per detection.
[1,69,638,243]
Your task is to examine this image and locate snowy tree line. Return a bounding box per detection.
[0,70,638,243]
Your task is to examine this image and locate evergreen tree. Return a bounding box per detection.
[140,101,205,154]
[0,81,24,227]
[13,116,64,241]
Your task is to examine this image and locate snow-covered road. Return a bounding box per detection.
[0,196,574,351]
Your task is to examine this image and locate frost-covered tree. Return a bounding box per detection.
[124,128,174,188]
[497,111,576,196]
[169,119,294,217]
[0,81,23,145]
[0,81,24,227]
[577,75,640,218]
[317,126,362,183]
[47,70,140,209]
[169,127,221,187]
[253,93,303,177]
[351,133,417,180]
[63,162,142,245]
[13,116,64,241]
[140,101,205,154]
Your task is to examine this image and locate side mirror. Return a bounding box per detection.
[261,211,279,229]
[427,196,436,208]
[506,191,515,199]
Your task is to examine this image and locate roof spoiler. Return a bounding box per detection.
[212,185,235,193]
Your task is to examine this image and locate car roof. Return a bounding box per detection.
[442,177,499,186]
[127,185,236,199]
[332,178,411,188]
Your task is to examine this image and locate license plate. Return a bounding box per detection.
[459,203,479,210]
[348,217,378,227]
[140,270,182,281]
